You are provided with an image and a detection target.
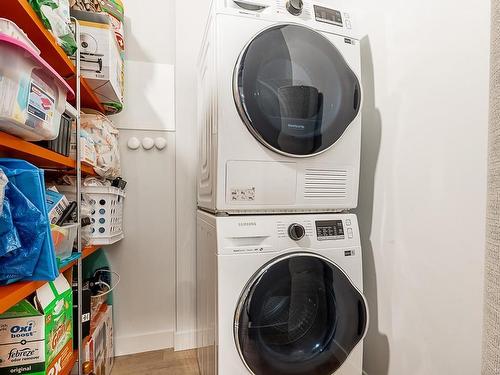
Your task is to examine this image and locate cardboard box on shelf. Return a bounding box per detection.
[46,187,70,225]
[71,10,124,114]
[69,126,97,167]
[0,300,45,375]
[84,304,113,375]
[0,274,73,375]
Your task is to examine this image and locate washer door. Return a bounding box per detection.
[234,24,361,157]
[234,253,367,375]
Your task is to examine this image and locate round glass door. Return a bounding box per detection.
[234,253,367,375]
[234,24,361,157]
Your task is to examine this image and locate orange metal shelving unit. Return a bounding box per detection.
[0,246,99,314]
[0,3,109,374]
[0,131,97,176]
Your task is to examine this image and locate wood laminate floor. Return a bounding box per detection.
[112,349,200,375]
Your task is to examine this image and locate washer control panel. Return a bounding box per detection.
[219,214,359,255]
[314,5,344,27]
[316,220,345,241]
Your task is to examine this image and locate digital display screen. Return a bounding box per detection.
[316,220,345,240]
[314,5,343,26]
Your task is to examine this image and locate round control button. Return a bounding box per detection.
[286,0,303,16]
[288,223,305,241]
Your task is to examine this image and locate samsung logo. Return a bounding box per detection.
[238,222,256,227]
[288,124,305,130]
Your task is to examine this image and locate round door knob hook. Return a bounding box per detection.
[288,223,306,241]
[142,137,155,150]
[127,137,141,150]
[286,0,303,15]
[155,137,167,150]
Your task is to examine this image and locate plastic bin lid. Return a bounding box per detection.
[0,33,75,100]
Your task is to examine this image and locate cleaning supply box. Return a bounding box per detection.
[0,274,73,375]
[70,10,124,114]
[84,304,113,375]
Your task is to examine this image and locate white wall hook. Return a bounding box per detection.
[127,137,141,150]
[155,137,167,150]
[142,137,155,150]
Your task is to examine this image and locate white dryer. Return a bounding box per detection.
[198,0,362,214]
[197,210,368,375]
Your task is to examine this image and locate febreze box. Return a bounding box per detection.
[0,274,73,375]
[0,300,45,375]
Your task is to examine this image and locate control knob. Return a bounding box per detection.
[288,223,305,241]
[286,0,303,15]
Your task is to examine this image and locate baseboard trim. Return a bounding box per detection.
[174,329,197,351]
[115,330,174,356]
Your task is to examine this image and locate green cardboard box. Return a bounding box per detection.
[0,274,73,375]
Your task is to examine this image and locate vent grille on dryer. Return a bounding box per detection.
[304,169,348,199]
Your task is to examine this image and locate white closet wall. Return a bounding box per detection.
[354,0,489,374]
[174,0,211,351]
[106,0,177,356]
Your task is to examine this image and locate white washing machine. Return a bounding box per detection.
[197,210,368,375]
[198,0,362,215]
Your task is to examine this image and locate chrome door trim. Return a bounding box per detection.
[232,23,363,158]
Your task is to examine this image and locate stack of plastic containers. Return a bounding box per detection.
[0,19,74,141]
[0,18,40,54]
[0,19,76,284]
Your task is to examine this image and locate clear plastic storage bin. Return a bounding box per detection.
[51,223,79,261]
[0,34,74,141]
[0,18,40,54]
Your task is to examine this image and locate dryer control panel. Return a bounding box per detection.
[221,0,358,39]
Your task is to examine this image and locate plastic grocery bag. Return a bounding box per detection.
[0,184,22,258]
[0,182,46,283]
[0,169,7,216]
[29,0,77,55]
[81,111,121,178]
[0,159,59,282]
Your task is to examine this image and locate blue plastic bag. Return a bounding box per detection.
[0,169,6,216]
[0,187,22,258]
[0,159,59,282]
[0,182,46,283]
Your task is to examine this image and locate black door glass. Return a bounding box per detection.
[234,24,361,157]
[235,254,367,375]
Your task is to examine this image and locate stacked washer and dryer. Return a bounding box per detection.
[196,1,368,374]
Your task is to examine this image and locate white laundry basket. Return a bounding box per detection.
[85,186,125,245]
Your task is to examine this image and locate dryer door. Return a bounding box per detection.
[234,24,361,157]
[234,253,367,375]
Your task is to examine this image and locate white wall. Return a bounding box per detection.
[174,0,211,351]
[107,130,176,356]
[354,0,490,374]
[106,0,177,356]
[107,0,210,355]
